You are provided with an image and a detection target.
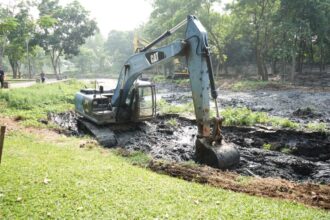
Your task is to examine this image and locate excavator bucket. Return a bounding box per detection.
[194,117,240,170]
[195,138,240,170]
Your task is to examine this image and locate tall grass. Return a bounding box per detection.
[221,107,299,129]
[0,80,86,125]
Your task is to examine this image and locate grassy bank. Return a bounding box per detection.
[1,130,329,219]
[0,80,85,127]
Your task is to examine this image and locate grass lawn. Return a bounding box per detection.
[0,131,329,219]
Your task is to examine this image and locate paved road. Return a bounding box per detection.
[5,78,118,89]
[8,79,61,89]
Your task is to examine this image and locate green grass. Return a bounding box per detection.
[221,107,300,129]
[157,99,300,129]
[281,146,293,154]
[175,78,190,86]
[152,75,167,83]
[306,122,328,133]
[1,131,329,219]
[263,143,272,150]
[165,118,179,127]
[157,98,195,115]
[231,80,280,91]
[0,79,86,126]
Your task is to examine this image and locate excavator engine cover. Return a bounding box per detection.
[195,138,240,170]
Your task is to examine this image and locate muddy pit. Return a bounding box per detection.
[161,88,330,127]
[49,111,330,184]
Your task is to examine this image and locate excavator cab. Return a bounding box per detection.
[130,81,156,122]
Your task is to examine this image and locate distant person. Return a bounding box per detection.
[40,72,45,83]
[0,66,4,88]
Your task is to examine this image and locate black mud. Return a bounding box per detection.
[161,89,330,126]
[50,112,330,184]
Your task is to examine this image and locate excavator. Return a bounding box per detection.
[75,15,240,169]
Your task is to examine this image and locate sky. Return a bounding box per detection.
[61,0,153,36]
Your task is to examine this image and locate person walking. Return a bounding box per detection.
[0,67,5,88]
[40,71,45,83]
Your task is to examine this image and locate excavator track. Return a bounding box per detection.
[77,118,118,147]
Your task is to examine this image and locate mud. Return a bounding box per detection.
[48,111,81,136]
[161,89,330,126]
[50,112,330,184]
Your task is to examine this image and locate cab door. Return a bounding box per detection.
[132,84,156,121]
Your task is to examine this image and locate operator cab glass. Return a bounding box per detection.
[133,84,156,121]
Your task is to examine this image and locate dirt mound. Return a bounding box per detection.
[293,107,323,119]
[149,160,330,210]
[48,111,80,136]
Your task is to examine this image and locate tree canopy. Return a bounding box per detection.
[0,0,329,81]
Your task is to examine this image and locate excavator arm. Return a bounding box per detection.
[111,15,239,169]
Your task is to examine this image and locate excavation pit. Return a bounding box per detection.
[49,111,330,184]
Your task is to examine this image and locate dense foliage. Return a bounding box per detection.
[0,0,97,79]
[140,0,330,80]
[0,0,329,80]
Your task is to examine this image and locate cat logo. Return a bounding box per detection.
[150,52,159,63]
[146,51,165,64]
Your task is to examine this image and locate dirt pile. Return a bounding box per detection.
[149,160,330,210]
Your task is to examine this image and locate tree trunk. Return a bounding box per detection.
[271,60,277,75]
[224,63,229,75]
[256,49,266,80]
[290,49,296,82]
[0,40,6,66]
[297,40,305,74]
[50,49,61,79]
[281,57,287,82]
[263,61,268,80]
[216,61,221,77]
[0,50,3,66]
[320,43,325,71]
[9,59,18,79]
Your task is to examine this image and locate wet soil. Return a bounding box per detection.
[49,112,330,184]
[148,160,330,210]
[217,90,330,126]
[161,88,330,126]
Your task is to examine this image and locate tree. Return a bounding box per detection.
[5,1,36,79]
[0,6,18,67]
[104,30,134,75]
[36,0,97,78]
[277,0,330,75]
[229,0,280,81]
